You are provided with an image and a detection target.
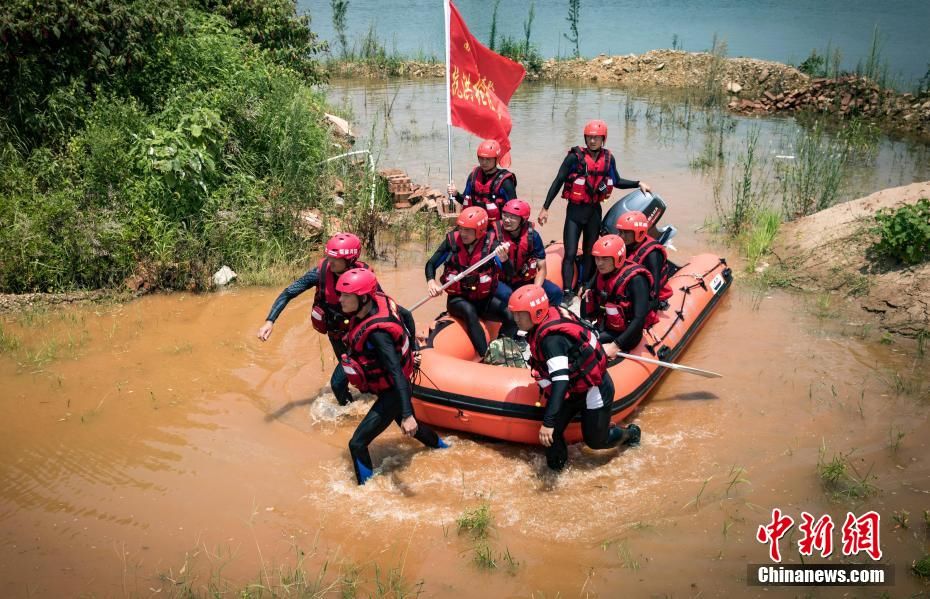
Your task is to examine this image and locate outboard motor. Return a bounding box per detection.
[600,190,677,247]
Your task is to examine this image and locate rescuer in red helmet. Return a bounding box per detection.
[425,206,517,358]
[447,139,518,222]
[336,268,448,485]
[257,233,372,406]
[536,120,652,307]
[508,284,641,471]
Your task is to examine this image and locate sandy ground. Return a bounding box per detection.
[772,180,930,338]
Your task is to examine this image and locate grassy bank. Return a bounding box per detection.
[0,0,395,295]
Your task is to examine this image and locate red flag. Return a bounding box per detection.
[448,1,526,167]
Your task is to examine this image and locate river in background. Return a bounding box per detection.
[1,79,929,597]
[303,0,930,83]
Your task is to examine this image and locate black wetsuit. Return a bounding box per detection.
[584,273,652,352]
[538,332,619,471]
[347,305,441,485]
[266,268,352,404]
[631,243,667,300]
[544,152,641,293]
[424,236,517,357]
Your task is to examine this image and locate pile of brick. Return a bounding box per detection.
[728,75,930,136]
[379,168,458,219]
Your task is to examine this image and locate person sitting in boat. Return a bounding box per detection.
[536,120,652,306]
[492,199,563,307]
[447,139,517,222]
[615,211,673,307]
[336,268,448,485]
[508,284,640,471]
[584,234,657,358]
[425,206,517,359]
[257,233,372,406]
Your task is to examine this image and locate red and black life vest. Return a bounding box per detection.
[311,258,371,335]
[441,231,499,301]
[463,167,516,221]
[560,146,614,204]
[591,262,656,333]
[528,306,607,398]
[629,237,673,302]
[339,292,413,394]
[492,221,539,288]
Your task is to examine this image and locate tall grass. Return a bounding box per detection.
[488,0,501,51]
[715,128,771,238]
[778,121,848,218]
[702,34,728,107]
[564,0,581,59]
[331,0,350,59]
[778,118,879,219]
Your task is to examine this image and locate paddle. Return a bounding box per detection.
[409,242,510,312]
[616,351,722,378]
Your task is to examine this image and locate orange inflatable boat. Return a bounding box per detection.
[411,243,731,444]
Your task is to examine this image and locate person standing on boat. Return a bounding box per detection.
[508,284,640,471]
[447,139,517,222]
[492,199,563,307]
[536,120,652,306]
[425,206,517,358]
[584,234,657,358]
[336,268,448,485]
[615,211,673,306]
[257,233,371,406]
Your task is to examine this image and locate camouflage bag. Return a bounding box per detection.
[481,337,529,368]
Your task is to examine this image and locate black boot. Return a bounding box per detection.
[608,423,641,447]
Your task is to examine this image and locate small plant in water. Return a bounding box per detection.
[887,425,905,454]
[913,554,930,581]
[724,465,750,497]
[473,542,497,569]
[457,502,492,539]
[616,541,640,571]
[891,510,909,530]
[816,442,878,501]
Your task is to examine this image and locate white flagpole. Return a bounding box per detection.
[444,0,454,211]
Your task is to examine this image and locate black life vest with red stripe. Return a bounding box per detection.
[592,262,654,333]
[441,231,499,301]
[493,221,539,287]
[528,306,607,397]
[311,258,370,335]
[340,292,413,393]
[629,237,673,302]
[560,146,614,204]
[463,167,516,221]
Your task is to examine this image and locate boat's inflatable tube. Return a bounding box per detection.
[411,243,731,444]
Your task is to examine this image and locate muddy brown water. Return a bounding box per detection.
[1,81,929,597]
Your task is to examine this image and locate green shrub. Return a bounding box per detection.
[870,199,930,265]
[497,36,544,75]
[0,0,339,293]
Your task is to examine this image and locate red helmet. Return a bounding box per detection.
[456,206,489,237]
[477,139,502,159]
[508,284,549,325]
[502,199,531,220]
[325,233,362,260]
[615,211,649,244]
[335,268,378,296]
[591,234,626,268]
[583,119,608,141]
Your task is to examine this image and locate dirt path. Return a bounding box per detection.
[772,180,930,339]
